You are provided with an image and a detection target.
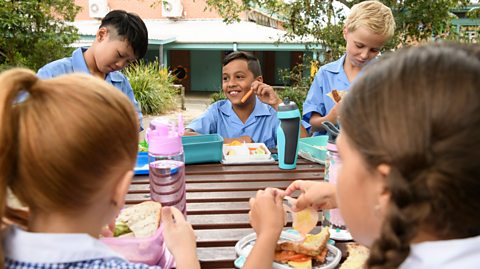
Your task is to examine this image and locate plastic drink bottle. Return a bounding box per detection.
[322,121,351,240]
[277,98,301,170]
[147,116,186,216]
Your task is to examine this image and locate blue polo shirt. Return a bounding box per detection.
[302,55,350,133]
[37,47,143,131]
[187,97,280,148]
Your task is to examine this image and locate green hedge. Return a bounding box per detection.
[124,59,178,115]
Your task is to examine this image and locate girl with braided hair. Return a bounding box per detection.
[246,42,480,269]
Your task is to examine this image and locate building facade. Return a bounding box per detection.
[73,0,316,92]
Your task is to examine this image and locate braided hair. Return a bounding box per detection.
[340,43,480,268]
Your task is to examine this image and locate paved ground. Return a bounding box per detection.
[139,91,213,141]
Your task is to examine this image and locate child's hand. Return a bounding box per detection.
[281,180,337,211]
[224,136,253,144]
[162,207,200,269]
[249,188,285,239]
[99,221,115,238]
[325,102,341,124]
[251,81,282,109]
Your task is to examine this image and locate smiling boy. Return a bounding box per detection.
[185,51,283,148]
[303,1,395,135]
[36,10,147,131]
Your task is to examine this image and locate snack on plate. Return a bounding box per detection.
[274,227,330,269]
[248,146,267,155]
[339,243,370,269]
[228,140,243,146]
[114,201,162,238]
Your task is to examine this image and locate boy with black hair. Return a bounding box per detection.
[186,51,306,148]
[37,10,148,131]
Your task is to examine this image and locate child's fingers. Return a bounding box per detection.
[275,191,284,207]
[169,206,186,224]
[249,197,256,208]
[284,180,306,196]
[161,207,174,228]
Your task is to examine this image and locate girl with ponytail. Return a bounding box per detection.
[0,69,199,269]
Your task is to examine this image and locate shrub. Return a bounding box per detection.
[277,86,308,114]
[124,59,178,115]
[209,90,226,104]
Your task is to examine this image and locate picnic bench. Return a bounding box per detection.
[127,158,344,268]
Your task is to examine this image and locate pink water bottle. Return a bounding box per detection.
[322,121,352,240]
[146,116,186,216]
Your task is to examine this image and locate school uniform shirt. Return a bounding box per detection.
[302,54,350,135]
[400,235,480,269]
[4,225,160,269]
[186,97,280,149]
[37,47,143,131]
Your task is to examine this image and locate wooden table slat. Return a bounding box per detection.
[127,159,326,268]
[187,202,250,214]
[131,171,324,184]
[128,181,292,193]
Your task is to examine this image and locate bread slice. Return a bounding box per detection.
[339,243,370,269]
[287,260,312,269]
[117,201,162,238]
[276,227,330,256]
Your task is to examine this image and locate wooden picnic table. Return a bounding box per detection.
[127,158,330,268]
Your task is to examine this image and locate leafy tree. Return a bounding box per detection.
[0,0,80,71]
[201,0,473,62]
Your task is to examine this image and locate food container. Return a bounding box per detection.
[234,230,341,269]
[182,134,224,164]
[100,224,167,266]
[222,142,274,164]
[134,152,149,175]
[297,136,328,164]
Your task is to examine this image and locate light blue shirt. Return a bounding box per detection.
[187,97,280,149]
[4,225,161,269]
[302,54,350,133]
[37,47,143,131]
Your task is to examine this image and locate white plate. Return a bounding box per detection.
[329,228,353,241]
[221,157,275,165]
[234,231,342,269]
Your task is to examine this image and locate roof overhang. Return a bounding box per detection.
[71,19,320,51]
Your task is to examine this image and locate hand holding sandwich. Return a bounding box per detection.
[282,180,338,212]
[162,207,200,269]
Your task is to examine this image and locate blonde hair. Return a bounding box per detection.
[345,0,395,38]
[0,69,139,266]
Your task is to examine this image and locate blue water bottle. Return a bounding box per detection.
[277,98,301,170]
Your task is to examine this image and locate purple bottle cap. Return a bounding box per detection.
[146,117,182,156]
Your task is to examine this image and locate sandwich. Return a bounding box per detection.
[331,89,342,103]
[274,227,330,269]
[114,201,162,238]
[339,243,370,269]
[327,89,347,103]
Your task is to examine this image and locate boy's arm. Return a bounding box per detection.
[185,103,218,135]
[183,128,199,136]
[308,103,339,131]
